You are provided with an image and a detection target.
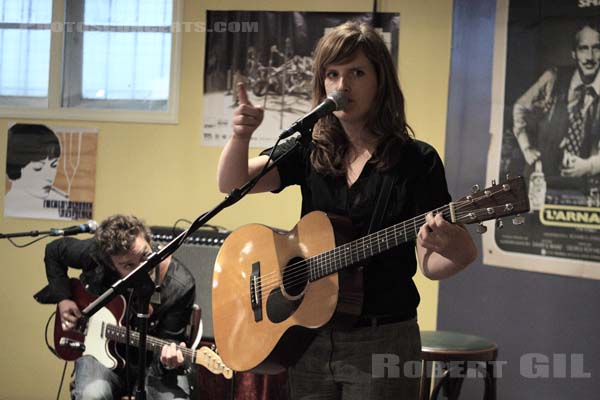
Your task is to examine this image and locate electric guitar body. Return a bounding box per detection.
[54,279,233,378]
[54,279,126,369]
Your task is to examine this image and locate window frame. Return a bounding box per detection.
[0,18,52,107]
[0,0,183,124]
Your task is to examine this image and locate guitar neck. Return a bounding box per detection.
[309,176,529,281]
[104,323,233,378]
[104,324,195,364]
[309,205,453,281]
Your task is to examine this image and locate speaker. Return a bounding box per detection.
[150,227,229,341]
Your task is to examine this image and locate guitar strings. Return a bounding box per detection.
[254,208,453,293]
[263,205,454,289]
[210,184,523,312]
[106,324,229,372]
[251,198,461,291]
[106,325,196,361]
[271,200,529,293]
[250,185,525,294]
[252,199,529,296]
[252,196,492,292]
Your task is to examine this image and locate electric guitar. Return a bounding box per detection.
[212,177,529,373]
[54,279,233,379]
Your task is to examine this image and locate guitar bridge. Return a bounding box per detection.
[250,262,263,322]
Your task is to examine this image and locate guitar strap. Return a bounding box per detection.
[367,173,396,234]
[150,264,161,305]
[150,243,162,305]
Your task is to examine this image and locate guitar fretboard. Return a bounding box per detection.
[308,206,453,281]
[104,323,196,364]
[102,322,232,378]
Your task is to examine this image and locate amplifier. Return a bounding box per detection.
[150,227,229,341]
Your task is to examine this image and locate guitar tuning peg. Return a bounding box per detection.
[476,222,487,234]
[492,179,496,186]
[496,218,503,229]
[471,184,480,194]
[512,214,525,225]
[506,173,512,181]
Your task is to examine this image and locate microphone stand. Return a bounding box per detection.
[0,222,96,238]
[77,130,309,400]
[0,229,56,238]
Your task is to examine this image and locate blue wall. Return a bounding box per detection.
[440,0,600,398]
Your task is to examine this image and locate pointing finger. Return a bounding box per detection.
[237,82,251,106]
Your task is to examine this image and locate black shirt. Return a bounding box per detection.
[262,138,451,318]
[35,237,196,375]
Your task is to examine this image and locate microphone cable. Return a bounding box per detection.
[6,234,51,248]
[45,311,69,400]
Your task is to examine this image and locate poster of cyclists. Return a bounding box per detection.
[202,11,399,148]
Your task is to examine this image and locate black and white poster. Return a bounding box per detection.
[485,0,600,279]
[202,11,399,148]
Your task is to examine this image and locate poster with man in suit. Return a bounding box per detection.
[485,0,600,279]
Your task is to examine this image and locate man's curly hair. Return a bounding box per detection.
[95,215,152,263]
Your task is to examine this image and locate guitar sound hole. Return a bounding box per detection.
[282,257,308,297]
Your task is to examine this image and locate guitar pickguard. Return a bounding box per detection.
[265,256,309,323]
[83,307,122,369]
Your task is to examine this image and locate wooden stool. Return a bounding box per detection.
[419,331,498,400]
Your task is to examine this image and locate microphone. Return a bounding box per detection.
[279,91,348,139]
[50,220,98,237]
[59,337,86,352]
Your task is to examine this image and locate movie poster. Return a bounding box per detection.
[202,11,399,148]
[484,0,600,279]
[4,123,98,221]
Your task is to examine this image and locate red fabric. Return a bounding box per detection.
[193,368,288,400]
[192,341,288,400]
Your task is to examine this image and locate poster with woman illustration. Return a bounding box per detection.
[4,123,98,220]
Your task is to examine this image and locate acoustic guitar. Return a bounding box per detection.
[54,278,233,379]
[212,177,529,373]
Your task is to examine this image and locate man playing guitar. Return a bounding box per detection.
[35,214,196,400]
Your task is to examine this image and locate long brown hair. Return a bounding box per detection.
[310,21,413,175]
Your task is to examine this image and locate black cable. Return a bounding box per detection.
[198,223,228,232]
[172,218,193,236]
[328,327,336,377]
[243,136,282,199]
[7,234,51,247]
[45,311,59,357]
[46,311,69,400]
[182,135,283,243]
[230,370,236,400]
[171,218,227,236]
[55,360,69,400]
[125,289,134,399]
[201,136,294,400]
[371,0,383,28]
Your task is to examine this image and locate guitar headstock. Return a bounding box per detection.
[195,346,234,379]
[452,176,530,228]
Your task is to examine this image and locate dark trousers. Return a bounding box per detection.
[288,318,421,400]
